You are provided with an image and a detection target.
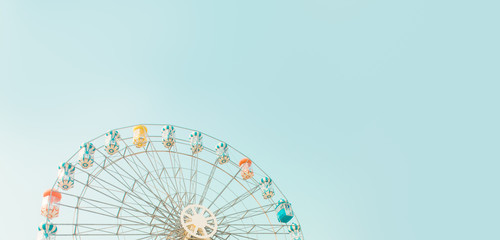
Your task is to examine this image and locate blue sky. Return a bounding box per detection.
[0,0,499,239]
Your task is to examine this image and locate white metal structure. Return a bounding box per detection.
[40,124,303,240]
[180,204,217,239]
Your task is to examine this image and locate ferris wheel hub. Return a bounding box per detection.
[180,204,218,239]
[191,213,207,227]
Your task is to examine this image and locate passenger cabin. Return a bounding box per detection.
[41,190,61,219]
[239,158,254,180]
[288,223,303,240]
[162,125,175,148]
[105,130,121,155]
[78,142,95,169]
[190,131,203,154]
[216,142,230,164]
[57,162,75,190]
[259,177,275,199]
[133,125,148,148]
[275,199,294,223]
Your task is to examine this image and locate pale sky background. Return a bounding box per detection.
[0,0,499,239]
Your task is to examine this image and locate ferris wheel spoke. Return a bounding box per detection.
[60,202,152,226]
[85,173,123,204]
[150,200,179,227]
[113,151,178,215]
[141,176,186,220]
[173,140,199,206]
[159,165,244,215]
[190,204,198,214]
[136,234,157,240]
[131,180,180,223]
[222,228,288,239]
[207,170,241,209]
[67,191,164,226]
[167,165,253,217]
[108,162,164,206]
[73,225,118,236]
[147,140,186,208]
[77,197,125,217]
[168,145,189,206]
[212,235,230,240]
[144,149,186,212]
[76,163,164,215]
[216,223,288,235]
[142,149,173,196]
[121,225,160,235]
[93,150,163,206]
[120,145,186,214]
[55,223,161,227]
[183,211,194,217]
[88,149,137,195]
[201,227,208,236]
[117,150,149,178]
[166,146,221,207]
[168,148,189,206]
[137,142,174,194]
[72,177,153,220]
[217,203,274,225]
[189,153,199,204]
[199,158,219,206]
[73,166,178,227]
[213,184,260,216]
[121,149,169,201]
[66,223,164,236]
[216,232,260,240]
[56,233,171,237]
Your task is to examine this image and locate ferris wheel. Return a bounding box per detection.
[37,124,304,240]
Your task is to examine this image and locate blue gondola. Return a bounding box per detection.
[275,199,294,223]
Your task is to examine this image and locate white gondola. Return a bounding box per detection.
[216,142,230,164]
[78,142,95,169]
[37,221,57,240]
[288,223,303,240]
[190,131,203,154]
[162,125,176,149]
[259,177,275,199]
[57,162,75,190]
[105,130,121,155]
